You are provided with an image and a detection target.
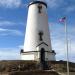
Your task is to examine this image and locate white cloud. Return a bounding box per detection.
[0,0,21,8]
[0,20,24,36]
[0,28,23,36]
[0,20,24,26]
[0,21,15,26]
[0,48,20,60]
[13,30,23,36]
[45,0,63,8]
[65,5,75,13]
[49,22,75,62]
[18,45,24,49]
[0,28,8,31]
[51,36,75,62]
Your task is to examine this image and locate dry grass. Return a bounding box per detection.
[0,60,75,73]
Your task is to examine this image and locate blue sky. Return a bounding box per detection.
[0,0,75,62]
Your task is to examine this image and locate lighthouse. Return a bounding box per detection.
[21,0,56,61]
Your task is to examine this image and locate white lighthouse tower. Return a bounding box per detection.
[21,0,56,61]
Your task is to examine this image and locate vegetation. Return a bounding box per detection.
[0,60,75,73]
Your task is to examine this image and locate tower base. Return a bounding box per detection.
[20,49,56,61]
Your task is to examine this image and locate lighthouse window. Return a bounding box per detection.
[38,31,43,41]
[38,4,42,13]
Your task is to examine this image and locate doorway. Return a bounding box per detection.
[40,48,45,62]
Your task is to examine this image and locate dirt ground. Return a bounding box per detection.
[0,73,9,75]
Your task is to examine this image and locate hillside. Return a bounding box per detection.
[0,60,75,75]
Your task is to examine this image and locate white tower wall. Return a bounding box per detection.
[21,1,56,61]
